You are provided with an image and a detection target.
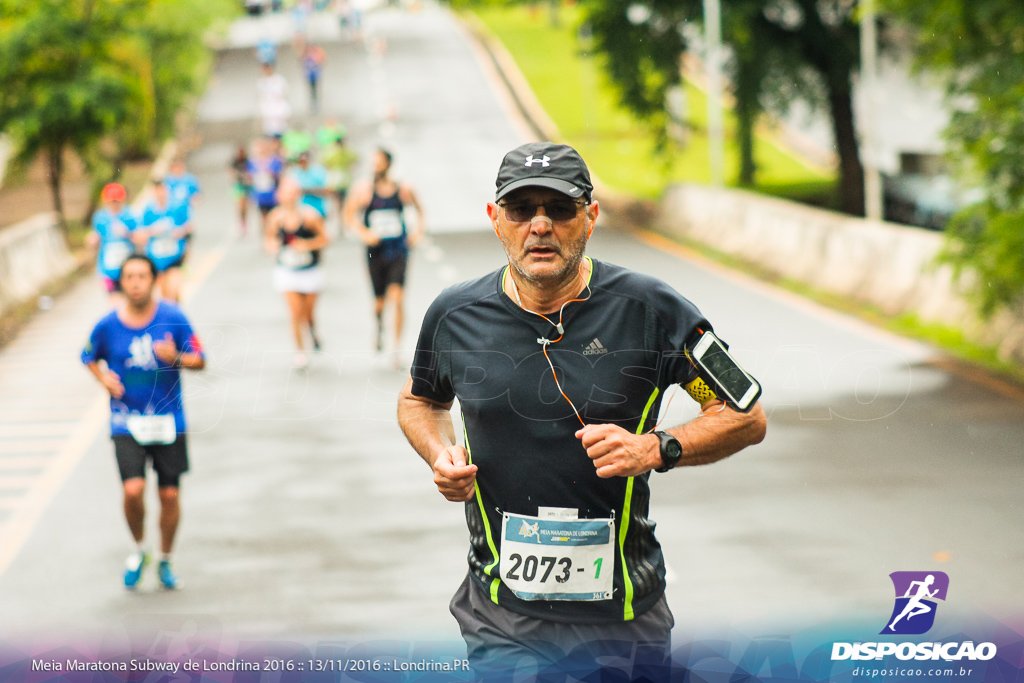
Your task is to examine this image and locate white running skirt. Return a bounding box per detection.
[273,265,325,293]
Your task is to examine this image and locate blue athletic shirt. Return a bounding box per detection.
[291,165,328,216]
[81,302,204,436]
[142,201,189,271]
[248,157,284,207]
[165,173,200,209]
[92,208,140,280]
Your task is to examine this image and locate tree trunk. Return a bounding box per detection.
[827,77,865,216]
[734,57,760,186]
[548,0,560,29]
[45,145,67,232]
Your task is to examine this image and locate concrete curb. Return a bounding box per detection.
[659,183,1024,365]
[0,139,179,325]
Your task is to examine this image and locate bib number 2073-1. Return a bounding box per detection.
[499,512,614,601]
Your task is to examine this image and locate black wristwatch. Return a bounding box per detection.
[653,431,683,472]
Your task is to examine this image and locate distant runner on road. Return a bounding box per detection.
[265,178,330,369]
[288,150,330,218]
[230,144,253,236]
[249,137,285,227]
[141,178,192,303]
[87,183,142,299]
[82,254,206,591]
[165,159,201,214]
[344,148,424,361]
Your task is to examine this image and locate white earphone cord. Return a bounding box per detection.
[505,262,592,424]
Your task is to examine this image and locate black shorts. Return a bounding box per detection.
[259,203,276,217]
[366,249,408,298]
[113,434,189,488]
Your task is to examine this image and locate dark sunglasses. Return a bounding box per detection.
[498,199,589,223]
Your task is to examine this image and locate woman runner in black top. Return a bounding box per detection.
[264,178,329,369]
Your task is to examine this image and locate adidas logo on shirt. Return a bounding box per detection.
[582,338,608,356]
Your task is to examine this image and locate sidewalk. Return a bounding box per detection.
[0,278,109,575]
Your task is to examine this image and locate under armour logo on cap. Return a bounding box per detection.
[496,142,594,202]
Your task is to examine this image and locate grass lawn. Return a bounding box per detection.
[470,4,834,201]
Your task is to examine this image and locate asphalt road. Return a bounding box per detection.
[0,2,1021,649]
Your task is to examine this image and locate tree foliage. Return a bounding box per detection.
[580,0,866,214]
[0,0,235,228]
[887,0,1024,314]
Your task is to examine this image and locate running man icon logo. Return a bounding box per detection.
[518,520,541,543]
[524,155,550,168]
[881,571,950,635]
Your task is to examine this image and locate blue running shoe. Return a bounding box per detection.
[158,560,180,590]
[124,551,149,590]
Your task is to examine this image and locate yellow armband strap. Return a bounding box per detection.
[684,377,717,406]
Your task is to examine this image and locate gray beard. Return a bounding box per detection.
[506,229,589,289]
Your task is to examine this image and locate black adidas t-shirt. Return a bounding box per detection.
[410,258,712,624]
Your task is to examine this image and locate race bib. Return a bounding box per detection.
[254,171,275,193]
[150,237,181,259]
[367,209,404,239]
[126,414,176,445]
[499,512,615,601]
[279,245,313,269]
[101,241,132,271]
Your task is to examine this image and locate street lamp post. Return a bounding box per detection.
[860,0,883,220]
[703,0,724,187]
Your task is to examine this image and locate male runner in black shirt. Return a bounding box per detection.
[397,142,766,675]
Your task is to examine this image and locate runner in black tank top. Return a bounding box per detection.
[265,178,330,369]
[344,148,425,367]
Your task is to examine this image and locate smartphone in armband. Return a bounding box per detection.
[691,331,761,413]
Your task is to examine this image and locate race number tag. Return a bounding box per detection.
[150,237,181,259]
[126,414,176,445]
[101,241,132,272]
[367,209,404,239]
[499,512,615,601]
[279,246,313,269]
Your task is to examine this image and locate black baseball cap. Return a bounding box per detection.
[495,142,594,202]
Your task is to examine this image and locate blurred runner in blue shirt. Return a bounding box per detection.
[249,137,285,221]
[257,37,277,65]
[82,254,205,591]
[165,159,201,212]
[289,151,329,217]
[88,183,142,298]
[142,178,192,302]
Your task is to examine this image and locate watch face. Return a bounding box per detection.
[667,440,683,458]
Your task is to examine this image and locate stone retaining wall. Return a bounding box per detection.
[658,184,1024,363]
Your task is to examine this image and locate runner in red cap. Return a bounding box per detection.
[87,183,143,300]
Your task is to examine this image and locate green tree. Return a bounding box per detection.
[582,0,866,214]
[887,0,1024,314]
[0,0,133,227]
[0,0,235,230]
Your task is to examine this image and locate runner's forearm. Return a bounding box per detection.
[397,380,456,468]
[664,400,766,468]
[173,352,205,370]
[86,361,106,384]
